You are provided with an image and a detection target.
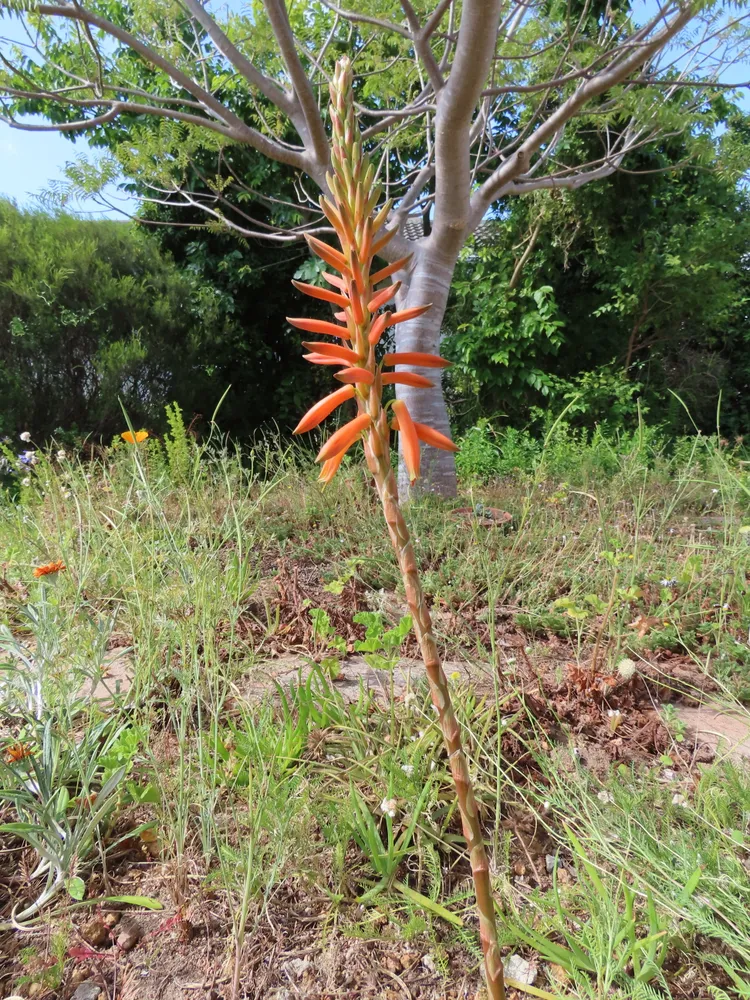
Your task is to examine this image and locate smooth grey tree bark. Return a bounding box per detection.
[1,0,745,494]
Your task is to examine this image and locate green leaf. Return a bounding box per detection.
[106,895,163,909]
[393,881,463,927]
[66,876,85,901]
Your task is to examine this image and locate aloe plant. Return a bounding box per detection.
[292,57,505,1000]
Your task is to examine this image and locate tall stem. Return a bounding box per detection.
[295,57,506,999]
[364,435,506,1000]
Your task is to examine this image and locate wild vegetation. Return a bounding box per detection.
[1,408,749,998]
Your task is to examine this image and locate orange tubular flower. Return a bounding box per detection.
[291,280,349,309]
[316,413,372,464]
[318,451,346,483]
[287,317,351,340]
[303,353,353,366]
[368,282,400,312]
[371,256,412,285]
[293,386,355,435]
[334,368,375,385]
[383,352,451,368]
[391,400,420,483]
[391,417,459,452]
[304,234,350,274]
[301,342,360,364]
[33,560,66,578]
[368,312,390,346]
[381,373,434,388]
[387,304,432,327]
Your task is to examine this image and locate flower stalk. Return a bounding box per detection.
[292,57,505,1000]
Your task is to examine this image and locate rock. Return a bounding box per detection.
[503,954,537,985]
[81,917,109,948]
[421,954,437,973]
[81,918,109,947]
[102,910,121,928]
[72,984,103,1000]
[545,854,558,873]
[70,967,93,985]
[283,957,311,979]
[115,921,142,952]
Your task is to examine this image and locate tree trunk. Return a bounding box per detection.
[395,243,458,498]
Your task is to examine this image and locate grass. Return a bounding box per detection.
[0,413,749,998]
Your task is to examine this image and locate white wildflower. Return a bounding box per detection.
[597,790,615,804]
[672,793,687,807]
[617,657,637,680]
[56,450,66,461]
[660,579,676,588]
[21,477,30,487]
[380,798,397,818]
[401,764,414,776]
[19,431,31,442]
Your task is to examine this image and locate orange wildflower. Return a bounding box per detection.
[3,741,33,764]
[33,560,66,578]
[294,386,355,435]
[121,430,149,444]
[316,413,371,464]
[383,352,452,369]
[391,401,420,483]
[381,372,434,388]
[290,58,457,482]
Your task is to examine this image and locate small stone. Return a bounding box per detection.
[70,967,92,985]
[545,854,558,874]
[102,910,121,928]
[72,985,103,1000]
[115,922,142,952]
[283,958,311,979]
[422,954,437,973]
[503,954,537,985]
[81,918,109,947]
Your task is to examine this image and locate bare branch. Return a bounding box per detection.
[262,0,330,167]
[31,3,313,170]
[432,0,504,248]
[468,2,698,227]
[398,0,444,91]
[1,97,242,137]
[179,0,294,114]
[316,0,410,38]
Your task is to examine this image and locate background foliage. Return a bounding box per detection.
[2,102,749,448]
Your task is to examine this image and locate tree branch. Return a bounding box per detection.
[28,3,313,170]
[262,0,330,168]
[468,2,698,227]
[431,0,503,249]
[398,0,444,91]
[179,0,294,114]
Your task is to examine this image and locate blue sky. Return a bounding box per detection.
[1,4,748,217]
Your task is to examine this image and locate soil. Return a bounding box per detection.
[2,557,747,1000]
